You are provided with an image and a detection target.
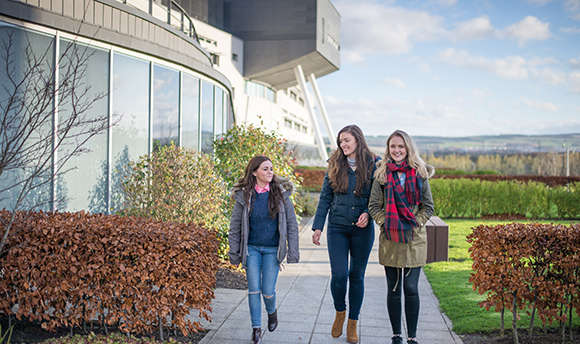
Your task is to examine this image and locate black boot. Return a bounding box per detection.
[252,328,262,343]
[267,310,278,332]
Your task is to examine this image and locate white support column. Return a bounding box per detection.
[294,65,328,162]
[308,73,337,150]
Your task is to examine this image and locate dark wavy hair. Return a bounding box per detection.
[235,155,282,218]
[328,125,374,194]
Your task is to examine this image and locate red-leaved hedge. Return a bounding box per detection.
[467,223,580,339]
[0,210,218,336]
[295,167,325,192]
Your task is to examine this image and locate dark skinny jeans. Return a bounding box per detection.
[385,266,421,338]
[327,223,374,320]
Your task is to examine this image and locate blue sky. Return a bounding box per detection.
[317,0,580,137]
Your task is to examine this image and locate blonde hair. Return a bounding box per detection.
[374,130,434,179]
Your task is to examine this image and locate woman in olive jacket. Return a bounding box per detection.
[368,130,434,344]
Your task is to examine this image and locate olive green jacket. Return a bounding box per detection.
[368,170,434,268]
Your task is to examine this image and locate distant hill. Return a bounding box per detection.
[365,133,580,154]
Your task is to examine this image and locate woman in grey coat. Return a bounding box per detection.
[228,155,300,344]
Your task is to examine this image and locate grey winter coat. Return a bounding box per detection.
[228,179,300,268]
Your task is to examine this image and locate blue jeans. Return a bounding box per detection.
[246,245,280,328]
[327,223,374,320]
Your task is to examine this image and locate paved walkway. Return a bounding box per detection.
[197,218,463,344]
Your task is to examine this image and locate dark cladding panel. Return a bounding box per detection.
[222,0,340,89]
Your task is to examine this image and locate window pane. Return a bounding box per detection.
[109,52,149,213]
[214,87,224,136]
[0,22,55,211]
[200,80,214,153]
[59,39,109,212]
[182,73,200,150]
[153,64,179,148]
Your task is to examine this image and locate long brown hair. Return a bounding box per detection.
[235,155,283,218]
[328,125,374,194]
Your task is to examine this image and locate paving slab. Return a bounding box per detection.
[198,218,463,344]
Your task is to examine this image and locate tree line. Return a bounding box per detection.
[423,152,579,176]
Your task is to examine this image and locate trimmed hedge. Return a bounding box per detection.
[0,210,218,336]
[433,174,580,187]
[431,179,580,218]
[295,167,325,192]
[467,223,580,340]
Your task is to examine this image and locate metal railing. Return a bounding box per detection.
[115,0,199,43]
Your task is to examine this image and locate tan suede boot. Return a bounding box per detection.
[346,318,358,343]
[331,310,346,338]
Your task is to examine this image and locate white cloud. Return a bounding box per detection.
[531,68,566,85]
[336,0,447,61]
[565,0,580,20]
[570,57,580,68]
[453,16,495,40]
[440,48,528,79]
[561,26,580,33]
[384,77,407,88]
[527,0,553,5]
[528,57,559,66]
[503,16,551,45]
[521,98,559,112]
[570,71,580,93]
[565,0,580,11]
[471,88,490,97]
[440,49,566,85]
[433,0,458,6]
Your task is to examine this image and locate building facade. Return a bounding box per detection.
[0,0,340,213]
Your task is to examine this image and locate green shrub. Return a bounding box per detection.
[121,144,229,259]
[473,169,499,175]
[430,178,578,218]
[213,124,303,213]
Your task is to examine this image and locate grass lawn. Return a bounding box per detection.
[423,219,580,334]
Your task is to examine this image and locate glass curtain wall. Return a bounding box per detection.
[59,39,109,212]
[153,64,179,148]
[200,80,214,153]
[0,20,232,214]
[109,53,150,213]
[182,73,200,150]
[0,22,55,211]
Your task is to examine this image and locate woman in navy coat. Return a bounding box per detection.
[312,124,377,344]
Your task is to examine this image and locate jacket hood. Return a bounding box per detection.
[232,176,294,201]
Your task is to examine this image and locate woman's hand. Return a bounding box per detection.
[312,229,322,246]
[355,212,369,228]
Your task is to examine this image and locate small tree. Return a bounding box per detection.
[121,144,229,258]
[0,28,109,256]
[213,124,302,200]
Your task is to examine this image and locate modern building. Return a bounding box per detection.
[0,0,340,213]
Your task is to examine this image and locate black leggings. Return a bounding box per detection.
[385,266,421,338]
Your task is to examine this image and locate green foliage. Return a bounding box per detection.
[213,124,300,188]
[121,143,229,259]
[430,178,579,218]
[473,169,499,175]
[213,124,303,214]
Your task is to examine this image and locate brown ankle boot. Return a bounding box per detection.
[346,319,358,343]
[331,310,346,337]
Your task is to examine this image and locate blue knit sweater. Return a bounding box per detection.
[248,192,279,247]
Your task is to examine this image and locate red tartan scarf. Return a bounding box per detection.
[384,161,421,243]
